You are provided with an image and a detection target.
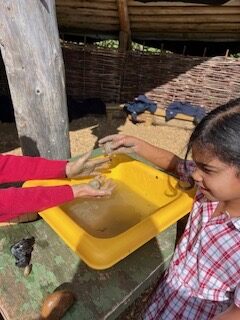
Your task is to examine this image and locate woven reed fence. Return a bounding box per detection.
[1,42,240,113]
[62,42,240,112]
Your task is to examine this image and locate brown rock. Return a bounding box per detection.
[40,290,75,320]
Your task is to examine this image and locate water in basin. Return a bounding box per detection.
[61,180,158,238]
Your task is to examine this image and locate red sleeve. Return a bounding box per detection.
[0,154,67,183]
[0,185,74,222]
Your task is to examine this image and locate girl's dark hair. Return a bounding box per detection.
[185,98,240,168]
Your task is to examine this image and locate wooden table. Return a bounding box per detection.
[0,219,177,319]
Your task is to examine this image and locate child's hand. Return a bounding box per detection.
[66,150,111,178]
[99,134,137,155]
[71,176,115,199]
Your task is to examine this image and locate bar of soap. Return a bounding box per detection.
[40,290,75,319]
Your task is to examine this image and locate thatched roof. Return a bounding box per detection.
[56,0,240,42]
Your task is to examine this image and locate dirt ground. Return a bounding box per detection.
[0,112,194,319]
[0,112,193,157]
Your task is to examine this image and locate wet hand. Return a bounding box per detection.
[99,134,137,155]
[71,176,115,199]
[66,149,111,178]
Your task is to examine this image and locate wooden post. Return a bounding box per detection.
[0,0,70,159]
[117,0,131,52]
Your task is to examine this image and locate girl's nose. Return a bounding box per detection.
[191,168,203,183]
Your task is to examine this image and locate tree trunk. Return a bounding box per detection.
[0,0,70,159]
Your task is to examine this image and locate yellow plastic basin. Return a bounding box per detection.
[23,154,195,269]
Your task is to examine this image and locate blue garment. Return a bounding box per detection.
[166,101,206,124]
[125,95,157,123]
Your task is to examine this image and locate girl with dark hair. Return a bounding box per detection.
[99,100,240,319]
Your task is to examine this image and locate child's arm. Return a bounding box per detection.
[0,185,73,221]
[0,178,114,222]
[99,134,182,177]
[0,152,110,183]
[211,304,240,319]
[0,154,67,183]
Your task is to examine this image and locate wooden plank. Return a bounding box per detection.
[58,21,119,31]
[131,22,240,31]
[57,14,118,25]
[128,0,240,6]
[56,7,118,17]
[58,21,240,38]
[57,0,115,4]
[56,0,116,9]
[130,14,240,23]
[128,6,240,14]
[56,2,240,13]
[0,0,70,159]
[133,31,240,41]
[56,9,240,29]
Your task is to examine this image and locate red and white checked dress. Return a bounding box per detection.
[142,160,240,320]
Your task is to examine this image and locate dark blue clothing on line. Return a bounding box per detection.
[166,101,206,124]
[124,95,157,123]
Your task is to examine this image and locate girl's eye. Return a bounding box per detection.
[195,165,213,174]
[202,167,214,174]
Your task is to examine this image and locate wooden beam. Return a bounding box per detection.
[116,0,131,52]
[0,0,70,159]
[128,0,240,6]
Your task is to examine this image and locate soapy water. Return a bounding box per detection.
[64,180,158,238]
